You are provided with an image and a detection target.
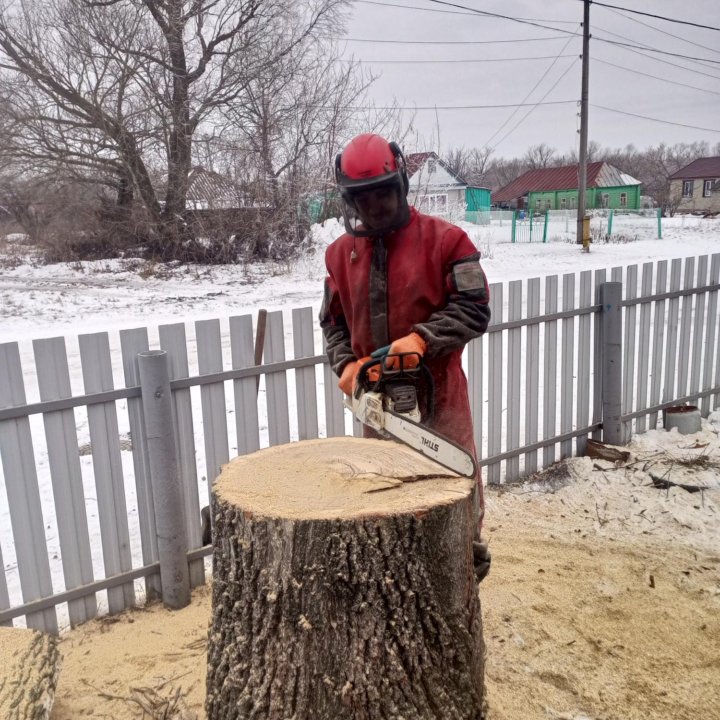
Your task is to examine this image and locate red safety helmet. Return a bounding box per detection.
[335,134,410,236]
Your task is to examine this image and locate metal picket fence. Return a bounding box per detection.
[1,254,719,633]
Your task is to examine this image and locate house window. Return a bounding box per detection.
[418,193,447,215]
[601,193,609,208]
[560,198,567,209]
[682,180,693,198]
[704,180,713,198]
[569,196,577,210]
[535,198,541,209]
[545,200,552,210]
[620,192,627,207]
[428,158,437,174]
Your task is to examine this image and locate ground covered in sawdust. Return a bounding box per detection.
[50,429,720,720]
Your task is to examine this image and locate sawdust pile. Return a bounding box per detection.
[50,427,720,720]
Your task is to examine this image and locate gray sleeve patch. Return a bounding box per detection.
[452,260,487,293]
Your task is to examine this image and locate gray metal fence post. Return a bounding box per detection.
[600,282,628,445]
[138,350,191,609]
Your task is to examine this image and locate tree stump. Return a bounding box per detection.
[0,627,61,719]
[206,437,485,720]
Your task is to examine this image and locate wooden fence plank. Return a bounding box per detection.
[229,315,261,454]
[159,323,204,588]
[0,543,10,627]
[662,259,682,405]
[264,311,291,446]
[648,261,668,429]
[33,337,96,626]
[576,271,592,456]
[292,308,319,441]
[79,333,135,615]
[634,263,654,434]
[701,254,720,416]
[591,269,607,441]
[487,282,503,484]
[119,329,160,599]
[0,343,58,634]
[543,275,558,467]
[560,273,575,459]
[322,338,345,439]
[524,277,540,474]
[622,265,638,440]
[676,258,695,399]
[468,335,484,465]
[506,280,522,481]
[196,319,229,491]
[689,256,708,405]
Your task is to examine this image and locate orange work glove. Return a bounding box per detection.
[386,332,427,370]
[338,356,371,395]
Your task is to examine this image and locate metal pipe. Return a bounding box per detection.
[138,350,190,609]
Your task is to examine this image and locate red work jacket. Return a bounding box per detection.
[320,208,491,466]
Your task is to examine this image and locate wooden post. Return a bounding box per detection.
[600,282,628,445]
[138,350,191,609]
[206,437,485,720]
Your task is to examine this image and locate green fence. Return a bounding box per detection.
[511,210,548,243]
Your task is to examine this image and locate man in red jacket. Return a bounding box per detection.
[319,133,492,580]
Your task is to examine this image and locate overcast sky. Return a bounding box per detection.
[339,0,720,158]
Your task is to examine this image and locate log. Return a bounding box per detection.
[0,627,61,720]
[206,437,485,720]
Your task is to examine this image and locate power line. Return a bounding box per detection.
[423,0,582,35]
[353,0,579,24]
[597,37,720,65]
[593,57,720,95]
[492,59,580,150]
[484,26,580,147]
[593,24,720,78]
[342,100,578,111]
[586,1,720,32]
[358,0,720,65]
[604,6,720,57]
[356,54,577,64]
[337,35,572,45]
[591,104,720,134]
[593,30,720,81]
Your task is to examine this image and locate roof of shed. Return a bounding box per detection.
[187,166,239,203]
[493,162,640,203]
[668,156,720,180]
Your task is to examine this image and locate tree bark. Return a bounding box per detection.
[206,437,485,720]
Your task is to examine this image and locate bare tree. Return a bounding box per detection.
[444,146,493,185]
[523,143,556,170]
[0,0,346,255]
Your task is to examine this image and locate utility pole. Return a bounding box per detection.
[577,0,591,252]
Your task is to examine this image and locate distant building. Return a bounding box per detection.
[405,152,467,217]
[668,156,720,215]
[186,166,243,210]
[493,161,642,211]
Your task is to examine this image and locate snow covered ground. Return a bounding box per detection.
[0,214,719,630]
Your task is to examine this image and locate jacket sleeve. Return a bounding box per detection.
[319,274,355,376]
[413,231,491,359]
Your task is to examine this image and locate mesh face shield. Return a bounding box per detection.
[335,137,411,237]
[338,175,411,237]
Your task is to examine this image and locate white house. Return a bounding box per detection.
[405,152,467,219]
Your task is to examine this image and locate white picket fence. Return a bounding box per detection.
[1,253,719,634]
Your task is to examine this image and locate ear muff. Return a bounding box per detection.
[388,142,409,195]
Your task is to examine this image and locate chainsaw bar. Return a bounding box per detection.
[383,410,477,478]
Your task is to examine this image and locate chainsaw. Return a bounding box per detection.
[344,348,477,478]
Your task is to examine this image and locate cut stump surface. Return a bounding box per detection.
[206,437,485,720]
[0,626,61,720]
